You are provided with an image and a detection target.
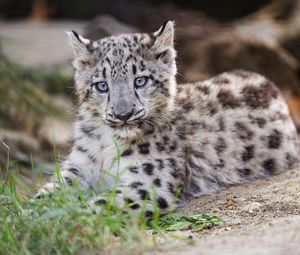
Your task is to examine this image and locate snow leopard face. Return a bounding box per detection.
[68,21,177,138]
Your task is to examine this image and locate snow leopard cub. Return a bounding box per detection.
[36,21,299,216]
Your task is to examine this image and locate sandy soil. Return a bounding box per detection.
[158,166,300,255]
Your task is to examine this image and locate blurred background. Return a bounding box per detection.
[1,0,300,188]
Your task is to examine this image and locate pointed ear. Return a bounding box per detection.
[151,21,176,66]
[152,21,174,50]
[66,31,95,69]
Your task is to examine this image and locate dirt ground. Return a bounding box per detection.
[156,166,300,255]
[1,21,300,255]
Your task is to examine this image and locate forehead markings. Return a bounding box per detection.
[132,64,137,75]
[104,57,112,67]
[102,68,106,79]
[97,35,152,81]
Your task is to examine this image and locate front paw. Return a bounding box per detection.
[34,182,60,198]
[87,195,108,214]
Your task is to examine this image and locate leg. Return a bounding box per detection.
[86,157,185,216]
[34,142,101,197]
[87,184,179,216]
[34,164,91,198]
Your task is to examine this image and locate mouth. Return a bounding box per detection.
[110,121,143,139]
[104,118,145,129]
[104,115,155,139]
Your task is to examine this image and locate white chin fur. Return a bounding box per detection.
[114,126,140,139]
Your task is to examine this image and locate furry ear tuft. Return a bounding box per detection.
[66,31,91,56]
[152,21,174,50]
[152,21,176,67]
[66,31,94,70]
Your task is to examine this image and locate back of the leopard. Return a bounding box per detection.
[178,70,300,197]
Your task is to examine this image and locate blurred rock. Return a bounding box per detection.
[0,136,54,183]
[283,92,300,131]
[0,129,39,154]
[37,96,73,151]
[0,129,39,172]
[179,33,300,95]
[0,125,70,177]
[0,21,86,68]
[281,33,300,64]
[85,15,138,40]
[0,51,73,177]
[0,0,271,22]
[38,117,72,151]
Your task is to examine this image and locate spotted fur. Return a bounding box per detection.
[36,21,300,216]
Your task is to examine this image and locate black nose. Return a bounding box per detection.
[114,110,134,122]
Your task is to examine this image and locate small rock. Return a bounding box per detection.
[243,202,262,213]
[211,207,221,213]
[225,198,236,206]
[230,218,242,225]
[234,197,245,203]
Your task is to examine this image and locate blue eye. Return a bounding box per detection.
[134,77,148,88]
[94,81,108,93]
